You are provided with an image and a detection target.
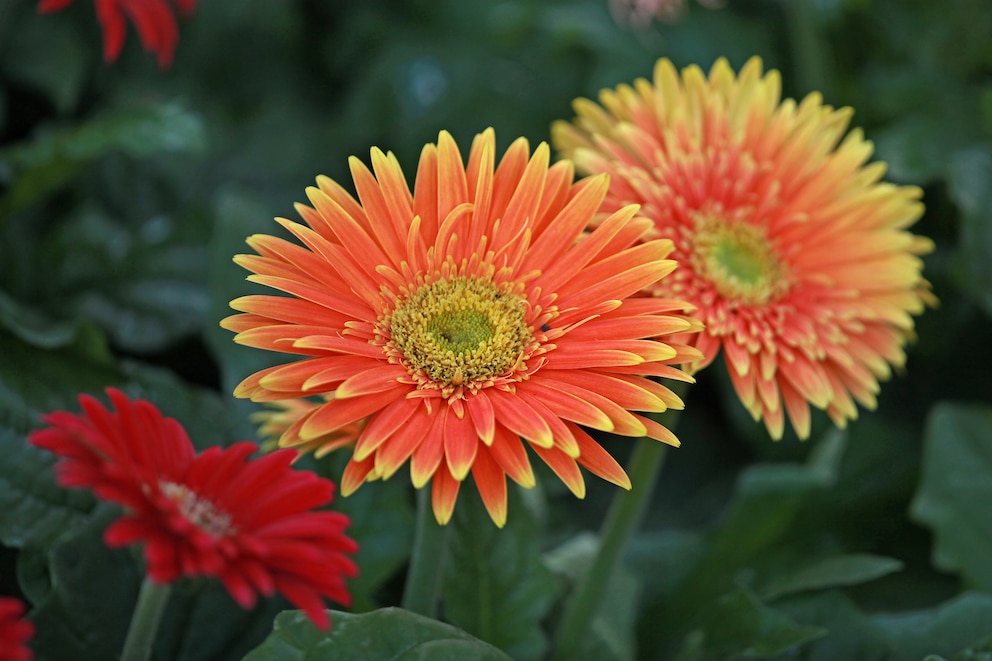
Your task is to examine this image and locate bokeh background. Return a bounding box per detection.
[2,0,992,659]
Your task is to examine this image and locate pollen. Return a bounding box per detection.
[690,214,791,306]
[160,481,235,538]
[387,276,533,389]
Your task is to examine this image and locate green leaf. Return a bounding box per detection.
[943,633,992,660]
[685,430,845,594]
[759,553,904,601]
[243,608,513,661]
[910,403,992,589]
[0,101,205,216]
[775,591,893,661]
[0,331,122,549]
[442,485,557,661]
[0,289,113,357]
[640,430,847,652]
[153,578,289,661]
[25,503,289,661]
[677,585,826,661]
[32,205,210,353]
[27,508,142,661]
[874,592,992,661]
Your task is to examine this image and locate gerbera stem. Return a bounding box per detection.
[402,486,449,618]
[553,393,685,660]
[121,576,172,661]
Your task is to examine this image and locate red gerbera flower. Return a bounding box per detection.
[0,589,33,661]
[29,388,358,630]
[37,0,197,68]
[554,57,935,439]
[222,128,702,526]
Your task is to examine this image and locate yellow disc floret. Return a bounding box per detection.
[388,276,533,389]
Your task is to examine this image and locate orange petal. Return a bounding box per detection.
[518,393,578,458]
[292,335,386,360]
[374,409,433,480]
[341,455,376,496]
[472,446,508,528]
[466,392,495,446]
[489,425,536,488]
[487,389,554,448]
[436,130,470,228]
[257,357,356,393]
[532,444,585,498]
[564,315,693,341]
[519,174,609,274]
[569,422,631,490]
[518,380,614,432]
[780,379,812,440]
[444,407,479,481]
[336,364,408,399]
[302,356,387,392]
[353,397,421,461]
[301,388,406,440]
[533,376,647,437]
[431,464,461,525]
[633,413,681,447]
[412,143,439,236]
[410,410,447,488]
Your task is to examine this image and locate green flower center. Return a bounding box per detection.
[389,277,532,386]
[428,308,494,353]
[691,216,789,305]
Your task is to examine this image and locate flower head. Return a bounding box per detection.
[223,128,701,526]
[29,388,358,630]
[0,588,33,661]
[37,0,197,68]
[553,57,935,440]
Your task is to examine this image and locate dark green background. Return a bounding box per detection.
[1,0,991,659]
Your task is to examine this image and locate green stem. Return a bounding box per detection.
[120,576,172,661]
[553,385,687,661]
[401,486,449,618]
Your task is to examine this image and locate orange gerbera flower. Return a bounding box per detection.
[553,57,934,440]
[223,128,702,526]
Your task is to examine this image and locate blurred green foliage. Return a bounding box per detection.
[1,0,991,659]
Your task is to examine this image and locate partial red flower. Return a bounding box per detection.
[29,388,358,630]
[37,0,197,69]
[222,128,702,526]
[0,588,33,661]
[554,57,935,439]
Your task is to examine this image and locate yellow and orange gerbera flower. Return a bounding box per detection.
[222,128,701,526]
[554,57,935,440]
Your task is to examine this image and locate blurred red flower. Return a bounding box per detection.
[29,388,358,630]
[0,589,33,661]
[37,0,197,68]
